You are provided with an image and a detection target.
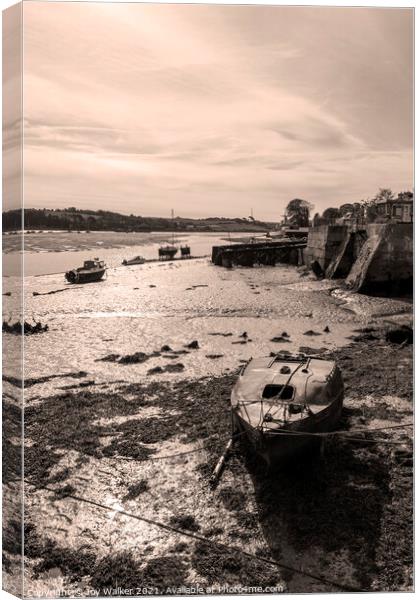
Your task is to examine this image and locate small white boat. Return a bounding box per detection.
[122,255,146,266]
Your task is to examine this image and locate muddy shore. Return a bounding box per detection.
[2,242,413,595]
[3,332,412,595]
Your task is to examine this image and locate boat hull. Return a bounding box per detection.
[232,391,343,467]
[65,269,106,284]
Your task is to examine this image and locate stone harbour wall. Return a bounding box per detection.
[305,223,413,294]
[346,223,413,293]
[303,225,348,271]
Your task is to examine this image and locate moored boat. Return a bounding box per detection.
[158,245,178,260]
[122,255,146,266]
[231,353,344,466]
[65,258,107,284]
[180,245,191,258]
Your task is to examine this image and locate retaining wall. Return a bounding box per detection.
[305,223,413,294]
[303,225,348,271]
[345,223,413,294]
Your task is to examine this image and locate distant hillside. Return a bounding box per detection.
[2,208,275,233]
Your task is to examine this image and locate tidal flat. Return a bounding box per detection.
[2,233,413,595]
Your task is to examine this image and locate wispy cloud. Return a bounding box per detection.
[14,2,414,219]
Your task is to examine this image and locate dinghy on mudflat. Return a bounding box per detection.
[122,255,146,266]
[231,353,344,466]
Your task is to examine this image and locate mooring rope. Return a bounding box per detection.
[22,478,361,592]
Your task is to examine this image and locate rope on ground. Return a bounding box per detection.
[260,421,413,439]
[265,431,412,445]
[23,478,361,593]
[47,420,414,468]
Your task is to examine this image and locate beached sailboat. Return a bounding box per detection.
[65,258,107,284]
[158,244,178,260]
[122,255,146,266]
[158,209,179,260]
[231,353,344,466]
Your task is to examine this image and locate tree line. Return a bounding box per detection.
[2,207,273,232]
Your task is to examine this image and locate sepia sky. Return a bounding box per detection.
[16,2,414,219]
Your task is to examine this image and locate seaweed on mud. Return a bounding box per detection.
[201,526,224,538]
[46,468,71,485]
[24,444,62,487]
[171,542,188,553]
[3,371,87,388]
[2,554,13,573]
[2,401,22,483]
[25,523,96,581]
[353,327,378,334]
[217,487,247,512]
[229,511,257,540]
[24,389,155,486]
[3,519,22,556]
[96,353,121,363]
[123,479,149,501]
[3,320,48,335]
[372,458,413,591]
[90,551,144,592]
[331,340,413,401]
[169,514,200,532]
[163,363,185,373]
[141,556,189,591]
[118,352,154,365]
[147,366,164,374]
[208,332,233,337]
[115,417,175,444]
[96,351,161,364]
[60,380,95,390]
[53,484,77,499]
[299,346,328,355]
[349,332,379,342]
[24,371,240,488]
[191,540,280,587]
[90,552,189,595]
[351,401,409,422]
[102,439,156,461]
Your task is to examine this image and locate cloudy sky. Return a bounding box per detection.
[10,3,415,219]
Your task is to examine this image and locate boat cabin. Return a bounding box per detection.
[83,259,104,270]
